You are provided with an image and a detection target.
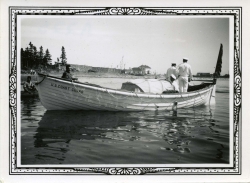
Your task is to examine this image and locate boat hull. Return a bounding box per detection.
[36,75,215,111]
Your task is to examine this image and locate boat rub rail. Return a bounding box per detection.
[38,73,214,98]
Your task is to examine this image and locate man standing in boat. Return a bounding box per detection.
[62,64,78,81]
[177,58,193,93]
[166,63,178,82]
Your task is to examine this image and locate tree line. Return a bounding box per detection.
[21,42,67,69]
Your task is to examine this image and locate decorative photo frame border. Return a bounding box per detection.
[9,7,242,175]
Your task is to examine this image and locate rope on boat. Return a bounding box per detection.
[105,89,131,100]
[137,93,178,111]
[71,80,88,99]
[70,77,214,114]
[125,79,168,85]
[139,85,214,114]
[176,93,191,115]
[71,80,157,109]
[71,79,164,103]
[71,78,179,111]
[208,86,214,116]
[71,79,131,101]
[192,87,213,117]
[35,75,47,85]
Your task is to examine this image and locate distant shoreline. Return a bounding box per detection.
[21,73,229,83]
[21,73,157,82]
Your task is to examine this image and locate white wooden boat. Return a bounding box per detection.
[36,44,223,111]
[35,74,216,111]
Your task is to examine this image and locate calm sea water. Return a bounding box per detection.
[21,78,229,164]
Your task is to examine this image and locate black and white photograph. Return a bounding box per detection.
[19,11,232,166]
[1,1,250,182]
[17,7,235,169]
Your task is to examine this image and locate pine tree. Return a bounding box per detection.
[28,42,35,68]
[60,46,67,65]
[21,48,25,68]
[33,46,38,67]
[38,46,44,66]
[44,49,52,65]
[25,47,31,68]
[28,42,34,55]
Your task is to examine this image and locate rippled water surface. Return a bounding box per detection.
[21,78,229,164]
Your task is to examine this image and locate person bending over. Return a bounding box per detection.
[62,64,78,81]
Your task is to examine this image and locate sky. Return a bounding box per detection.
[21,16,230,75]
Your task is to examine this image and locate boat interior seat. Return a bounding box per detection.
[187,82,212,92]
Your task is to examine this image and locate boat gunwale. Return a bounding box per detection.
[37,73,214,99]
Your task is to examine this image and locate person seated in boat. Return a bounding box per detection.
[162,74,179,93]
[23,76,36,94]
[61,64,78,81]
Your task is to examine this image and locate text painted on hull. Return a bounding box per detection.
[51,83,84,93]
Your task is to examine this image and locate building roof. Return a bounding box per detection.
[139,65,151,69]
[132,67,143,71]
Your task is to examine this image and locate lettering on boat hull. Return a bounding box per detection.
[51,83,84,94]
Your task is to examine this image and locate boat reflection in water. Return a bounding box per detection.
[22,105,229,164]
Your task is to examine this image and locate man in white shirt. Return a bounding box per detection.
[169,74,179,92]
[177,58,193,93]
[166,63,178,82]
[162,74,179,93]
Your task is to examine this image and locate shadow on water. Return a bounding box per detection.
[34,110,132,146]
[34,109,210,145]
[24,106,229,164]
[21,97,37,117]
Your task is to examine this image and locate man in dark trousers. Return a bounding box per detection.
[61,64,78,81]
